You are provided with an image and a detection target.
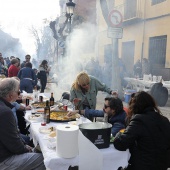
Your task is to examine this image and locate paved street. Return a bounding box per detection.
[46,82,170,120]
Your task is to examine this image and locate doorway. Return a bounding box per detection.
[122,41,135,76]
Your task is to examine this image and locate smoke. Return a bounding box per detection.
[54,23,97,90]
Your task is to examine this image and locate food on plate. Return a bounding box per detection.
[49,131,56,137]
[50,111,80,121]
[68,121,77,125]
[119,129,125,133]
[28,114,42,120]
[31,102,46,108]
[39,126,55,134]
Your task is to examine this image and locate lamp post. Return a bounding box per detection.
[66,0,76,33]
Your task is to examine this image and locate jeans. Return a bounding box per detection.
[0,153,46,170]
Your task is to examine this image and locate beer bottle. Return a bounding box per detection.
[50,93,55,106]
[44,100,50,123]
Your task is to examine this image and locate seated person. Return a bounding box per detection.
[11,101,31,145]
[68,97,126,136]
[0,78,46,169]
[113,91,170,170]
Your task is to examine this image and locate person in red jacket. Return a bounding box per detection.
[8,58,20,77]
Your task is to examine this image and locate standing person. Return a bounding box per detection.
[84,57,97,77]
[5,57,10,66]
[0,78,46,170]
[16,57,21,69]
[113,91,170,170]
[38,60,49,93]
[68,97,126,136]
[7,56,15,68]
[70,71,117,111]
[8,58,20,77]
[133,59,142,78]
[21,54,31,68]
[17,62,37,93]
[142,58,151,76]
[0,54,8,76]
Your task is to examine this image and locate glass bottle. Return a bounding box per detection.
[44,100,50,124]
[33,86,38,102]
[50,93,55,106]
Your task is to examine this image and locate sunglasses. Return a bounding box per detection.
[81,82,90,87]
[104,104,110,109]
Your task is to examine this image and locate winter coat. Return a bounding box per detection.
[113,107,170,170]
[70,76,111,110]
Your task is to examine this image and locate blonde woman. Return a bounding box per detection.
[70,71,116,111]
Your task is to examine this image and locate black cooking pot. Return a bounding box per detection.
[79,122,112,149]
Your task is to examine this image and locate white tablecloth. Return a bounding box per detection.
[124,77,170,93]
[25,111,130,170]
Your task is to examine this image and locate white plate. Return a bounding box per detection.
[68,121,78,125]
[39,126,54,134]
[28,114,42,121]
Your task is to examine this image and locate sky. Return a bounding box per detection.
[0,0,60,55]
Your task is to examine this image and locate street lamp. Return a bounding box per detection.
[66,0,76,33]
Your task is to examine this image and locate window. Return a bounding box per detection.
[122,41,135,75]
[149,35,167,67]
[124,0,137,20]
[151,0,166,5]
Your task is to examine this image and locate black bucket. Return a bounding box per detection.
[79,122,112,149]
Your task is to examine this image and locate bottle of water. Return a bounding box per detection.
[33,86,38,102]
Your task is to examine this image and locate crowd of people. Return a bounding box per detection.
[0,51,170,170]
[133,58,151,78]
[0,52,50,93]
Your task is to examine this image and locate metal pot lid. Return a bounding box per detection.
[79,122,112,130]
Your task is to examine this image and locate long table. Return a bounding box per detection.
[124,77,170,93]
[25,110,130,170]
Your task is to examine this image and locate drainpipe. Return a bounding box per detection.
[141,0,147,62]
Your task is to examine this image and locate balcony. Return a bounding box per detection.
[114,0,143,26]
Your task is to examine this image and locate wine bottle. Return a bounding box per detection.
[50,93,55,106]
[44,100,50,123]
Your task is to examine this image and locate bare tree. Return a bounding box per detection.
[29,23,56,61]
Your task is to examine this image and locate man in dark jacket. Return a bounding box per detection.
[21,54,32,68]
[0,78,45,170]
[17,62,37,93]
[68,97,126,136]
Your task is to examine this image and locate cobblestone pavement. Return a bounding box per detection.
[46,83,170,120]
